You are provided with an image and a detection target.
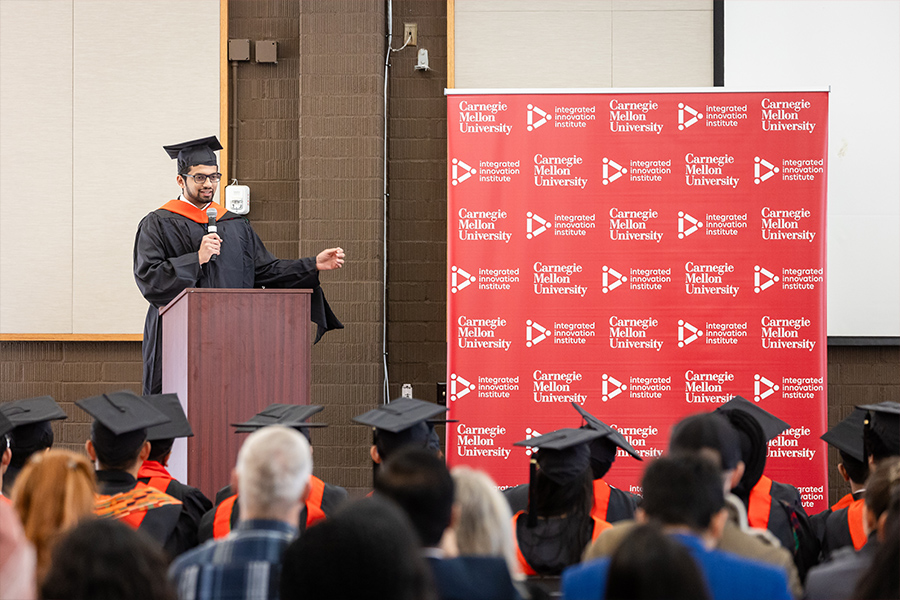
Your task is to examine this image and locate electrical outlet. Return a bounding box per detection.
[401,383,413,398]
[403,23,417,46]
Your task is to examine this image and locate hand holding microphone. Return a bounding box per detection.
[199,208,221,265]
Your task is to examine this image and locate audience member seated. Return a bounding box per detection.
[41,518,175,600]
[0,411,13,503]
[811,408,870,559]
[77,390,192,556]
[280,496,436,600]
[353,396,449,486]
[805,456,900,600]
[168,425,311,600]
[504,404,642,525]
[0,395,67,497]
[852,483,899,600]
[561,454,792,600]
[138,394,212,550]
[604,523,710,600]
[0,499,36,600]
[11,449,96,587]
[583,413,802,597]
[375,448,522,600]
[512,428,613,576]
[715,397,819,577]
[452,466,550,600]
[198,404,347,543]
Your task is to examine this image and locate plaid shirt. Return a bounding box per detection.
[168,519,297,600]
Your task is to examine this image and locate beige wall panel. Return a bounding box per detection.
[455,7,613,88]
[0,1,74,333]
[611,0,711,11]
[611,10,713,87]
[72,1,220,334]
[459,0,611,12]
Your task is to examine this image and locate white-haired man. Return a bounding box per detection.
[169,425,312,600]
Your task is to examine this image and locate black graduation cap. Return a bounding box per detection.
[232,404,327,433]
[353,397,448,458]
[0,396,66,427]
[163,136,222,174]
[715,395,790,441]
[858,401,900,455]
[514,428,605,485]
[76,390,170,436]
[820,409,867,462]
[143,394,193,440]
[0,410,12,439]
[571,403,643,460]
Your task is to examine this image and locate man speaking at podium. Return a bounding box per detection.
[134,136,344,395]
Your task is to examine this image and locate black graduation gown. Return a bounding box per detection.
[133,203,342,394]
[95,470,195,558]
[196,479,349,543]
[138,461,213,551]
[503,481,639,523]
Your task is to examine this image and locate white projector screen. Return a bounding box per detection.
[725,0,900,338]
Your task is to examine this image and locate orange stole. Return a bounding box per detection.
[95,482,182,529]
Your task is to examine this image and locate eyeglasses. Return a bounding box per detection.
[182,172,222,184]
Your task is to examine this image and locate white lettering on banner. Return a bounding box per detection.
[627,376,672,399]
[609,99,664,134]
[458,100,512,135]
[628,159,672,182]
[533,154,588,188]
[778,376,823,399]
[608,316,664,351]
[760,98,817,133]
[477,267,520,291]
[761,315,817,351]
[533,370,588,404]
[553,105,596,128]
[684,153,740,188]
[684,370,737,404]
[780,158,825,182]
[457,207,513,243]
[628,267,672,291]
[476,375,520,399]
[704,213,748,237]
[704,104,748,128]
[609,208,664,242]
[760,206,817,242]
[704,321,748,345]
[684,262,741,298]
[457,315,512,351]
[533,262,588,297]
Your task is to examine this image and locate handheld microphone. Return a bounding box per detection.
[207,207,218,262]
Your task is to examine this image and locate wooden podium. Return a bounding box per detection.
[159,288,311,497]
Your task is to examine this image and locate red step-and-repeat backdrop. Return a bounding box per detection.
[446,90,829,512]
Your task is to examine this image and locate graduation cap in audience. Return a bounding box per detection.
[820,409,867,463]
[571,403,643,462]
[715,396,789,496]
[163,135,222,173]
[77,390,170,467]
[143,394,193,441]
[858,401,900,457]
[0,411,12,443]
[0,396,66,465]
[514,427,605,527]
[353,397,448,459]
[715,395,790,441]
[232,404,327,435]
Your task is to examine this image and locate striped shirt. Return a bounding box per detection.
[168,519,296,600]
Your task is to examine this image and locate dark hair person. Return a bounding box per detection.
[40,519,175,600]
[280,496,435,600]
[605,524,711,600]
